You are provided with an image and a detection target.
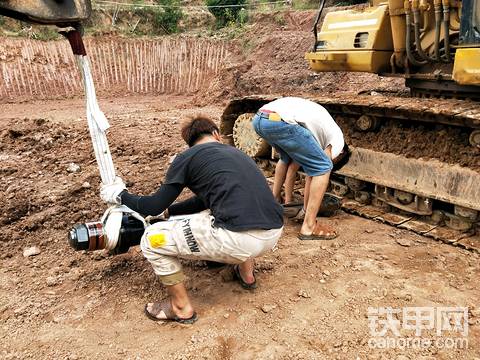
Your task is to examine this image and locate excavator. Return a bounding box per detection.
[1,0,479,247]
[220,0,480,246]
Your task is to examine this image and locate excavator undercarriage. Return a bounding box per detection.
[221,94,480,251]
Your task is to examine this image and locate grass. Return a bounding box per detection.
[273,13,287,26]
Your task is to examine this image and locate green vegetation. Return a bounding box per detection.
[205,0,248,27]
[291,1,318,10]
[2,21,62,40]
[273,13,286,26]
[151,0,183,34]
[31,26,61,40]
[128,0,183,35]
[0,0,336,39]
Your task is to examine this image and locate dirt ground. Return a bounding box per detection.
[1,96,479,359]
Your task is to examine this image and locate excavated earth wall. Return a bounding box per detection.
[0,37,228,102]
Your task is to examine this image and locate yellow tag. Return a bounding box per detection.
[268,113,281,121]
[148,233,167,248]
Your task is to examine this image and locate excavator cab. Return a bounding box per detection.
[0,0,91,25]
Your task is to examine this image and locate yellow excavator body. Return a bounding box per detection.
[305,5,394,73]
[306,0,480,89]
[453,48,480,85]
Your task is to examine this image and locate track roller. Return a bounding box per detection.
[454,206,478,222]
[375,185,432,215]
[469,130,480,148]
[355,115,380,131]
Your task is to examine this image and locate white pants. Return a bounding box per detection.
[140,211,282,283]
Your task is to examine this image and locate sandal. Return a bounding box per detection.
[290,207,305,222]
[233,265,257,290]
[283,195,341,221]
[298,221,338,241]
[283,205,305,221]
[144,298,198,324]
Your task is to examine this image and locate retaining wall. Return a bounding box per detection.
[0,37,228,101]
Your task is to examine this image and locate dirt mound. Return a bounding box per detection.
[201,9,404,102]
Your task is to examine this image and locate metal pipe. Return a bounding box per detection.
[388,0,408,69]
[442,0,452,62]
[405,0,428,66]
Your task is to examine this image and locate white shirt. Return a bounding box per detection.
[261,97,345,159]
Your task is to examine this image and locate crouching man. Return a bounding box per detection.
[100,116,283,324]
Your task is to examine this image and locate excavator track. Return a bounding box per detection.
[258,159,480,254]
[220,94,480,252]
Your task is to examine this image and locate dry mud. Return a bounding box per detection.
[1,96,479,360]
[1,8,479,360]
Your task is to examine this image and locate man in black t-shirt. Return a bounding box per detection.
[100,116,283,324]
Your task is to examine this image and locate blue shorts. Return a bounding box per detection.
[252,112,333,176]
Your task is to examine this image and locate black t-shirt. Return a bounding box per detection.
[165,142,283,231]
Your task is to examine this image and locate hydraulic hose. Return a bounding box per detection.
[312,0,327,51]
[412,0,435,62]
[442,0,452,62]
[405,0,428,66]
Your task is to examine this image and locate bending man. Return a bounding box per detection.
[252,97,348,240]
[101,116,283,324]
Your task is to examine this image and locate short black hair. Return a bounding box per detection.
[181,116,219,147]
[332,143,351,171]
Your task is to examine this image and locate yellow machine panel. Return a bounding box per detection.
[305,5,393,73]
[453,48,480,85]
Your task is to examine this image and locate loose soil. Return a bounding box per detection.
[1,7,479,360]
[1,96,479,360]
[336,117,480,171]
